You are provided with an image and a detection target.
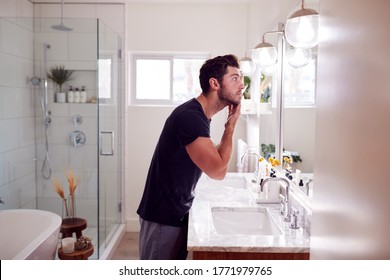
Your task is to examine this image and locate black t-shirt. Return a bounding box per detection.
[137,98,210,227]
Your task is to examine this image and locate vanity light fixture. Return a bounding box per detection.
[252,30,283,75]
[252,32,279,67]
[285,0,319,49]
[240,51,256,76]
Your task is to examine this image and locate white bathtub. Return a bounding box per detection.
[0,209,62,260]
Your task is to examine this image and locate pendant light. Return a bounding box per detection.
[285,0,319,49]
[252,39,277,67]
[240,51,256,76]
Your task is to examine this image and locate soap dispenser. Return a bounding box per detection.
[67,86,74,103]
[74,87,80,103]
[80,86,87,103]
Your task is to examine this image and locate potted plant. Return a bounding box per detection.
[47,65,74,103]
[260,74,272,114]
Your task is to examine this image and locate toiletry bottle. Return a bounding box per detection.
[80,86,87,103]
[74,87,80,103]
[67,86,74,103]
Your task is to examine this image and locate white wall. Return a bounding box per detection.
[125,2,248,230]
[311,0,390,259]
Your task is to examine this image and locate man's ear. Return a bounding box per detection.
[209,78,219,89]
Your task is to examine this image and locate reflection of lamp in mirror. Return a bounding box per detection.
[287,47,312,68]
[240,53,255,76]
[261,64,277,76]
[285,0,319,49]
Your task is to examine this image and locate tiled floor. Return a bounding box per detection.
[110,232,140,260]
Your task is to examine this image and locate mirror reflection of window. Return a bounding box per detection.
[284,56,317,107]
[99,58,113,100]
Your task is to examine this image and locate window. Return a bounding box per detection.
[130,53,209,105]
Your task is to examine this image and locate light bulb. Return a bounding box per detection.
[252,42,278,67]
[285,9,319,49]
[240,57,255,75]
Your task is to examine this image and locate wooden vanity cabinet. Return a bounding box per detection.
[192,251,309,260]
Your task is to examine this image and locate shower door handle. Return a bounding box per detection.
[100,131,114,156]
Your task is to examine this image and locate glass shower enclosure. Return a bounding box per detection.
[0,16,123,259]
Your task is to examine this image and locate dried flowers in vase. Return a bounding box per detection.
[52,168,80,220]
[65,168,80,219]
[52,176,69,218]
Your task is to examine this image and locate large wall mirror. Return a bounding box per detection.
[258,0,319,200]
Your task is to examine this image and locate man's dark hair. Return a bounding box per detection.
[199,54,239,94]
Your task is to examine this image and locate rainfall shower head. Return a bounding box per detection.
[31,76,41,86]
[51,23,73,32]
[51,0,73,32]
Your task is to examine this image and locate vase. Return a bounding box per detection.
[259,102,272,114]
[62,198,69,219]
[68,194,75,220]
[241,99,253,113]
[56,92,66,103]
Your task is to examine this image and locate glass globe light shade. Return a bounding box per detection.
[240,57,255,75]
[252,42,278,67]
[285,8,319,49]
[261,64,277,76]
[287,47,312,68]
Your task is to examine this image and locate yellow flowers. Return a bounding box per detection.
[258,157,265,162]
[268,157,281,167]
[52,167,80,218]
[283,156,292,164]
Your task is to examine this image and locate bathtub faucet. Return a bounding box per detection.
[0,197,4,204]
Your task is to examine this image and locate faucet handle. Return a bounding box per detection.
[289,210,300,229]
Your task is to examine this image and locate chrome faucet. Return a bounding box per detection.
[240,150,261,181]
[260,177,291,222]
[0,197,4,204]
[305,178,313,196]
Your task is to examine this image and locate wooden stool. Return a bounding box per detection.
[58,245,94,260]
[58,217,93,260]
[60,217,87,239]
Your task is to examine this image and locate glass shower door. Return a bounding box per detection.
[97,19,122,257]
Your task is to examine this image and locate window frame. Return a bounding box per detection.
[129,52,210,106]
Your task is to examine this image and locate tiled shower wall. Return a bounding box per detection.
[0,14,37,210]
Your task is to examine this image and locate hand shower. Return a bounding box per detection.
[31,75,52,180]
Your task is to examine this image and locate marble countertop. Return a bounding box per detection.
[187,173,310,253]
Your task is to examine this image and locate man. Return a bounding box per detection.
[137,54,244,259]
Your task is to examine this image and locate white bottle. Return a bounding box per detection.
[74,87,80,103]
[80,86,87,103]
[67,86,74,103]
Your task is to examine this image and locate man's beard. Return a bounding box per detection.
[218,86,241,106]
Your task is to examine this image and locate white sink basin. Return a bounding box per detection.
[211,206,282,236]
